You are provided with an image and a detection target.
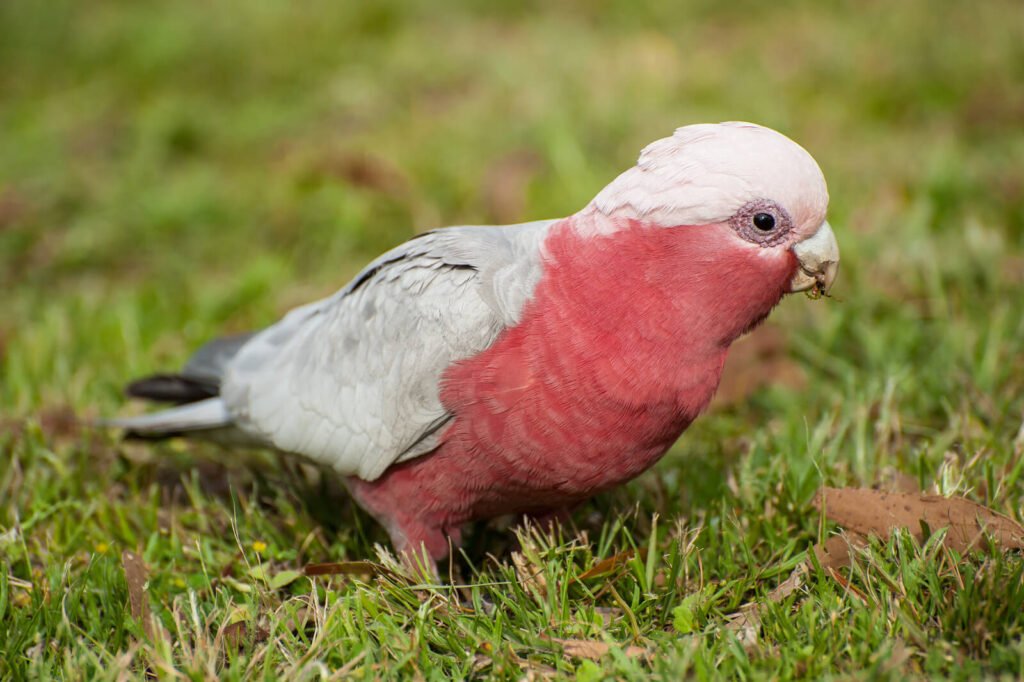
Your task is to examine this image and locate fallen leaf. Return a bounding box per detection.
[813,487,1024,553]
[121,551,153,639]
[726,487,1024,645]
[549,638,648,661]
[573,547,646,583]
[221,620,269,649]
[221,621,247,648]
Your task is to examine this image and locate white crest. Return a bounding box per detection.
[589,122,829,235]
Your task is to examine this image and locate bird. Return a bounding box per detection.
[110,121,839,572]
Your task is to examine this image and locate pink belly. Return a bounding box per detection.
[345,392,695,559]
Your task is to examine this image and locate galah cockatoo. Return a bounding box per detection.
[112,122,839,568]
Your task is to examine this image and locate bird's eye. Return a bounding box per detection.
[752,212,776,232]
[730,200,792,247]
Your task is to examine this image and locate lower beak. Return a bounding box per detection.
[789,221,839,294]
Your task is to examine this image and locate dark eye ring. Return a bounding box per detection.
[752,212,776,232]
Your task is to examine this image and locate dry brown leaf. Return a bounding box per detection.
[121,551,153,639]
[303,560,381,577]
[573,547,646,584]
[814,487,1024,553]
[221,620,269,649]
[549,638,648,661]
[727,487,1024,645]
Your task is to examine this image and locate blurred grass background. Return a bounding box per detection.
[2,0,1024,678]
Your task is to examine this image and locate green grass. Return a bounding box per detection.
[3,0,1024,678]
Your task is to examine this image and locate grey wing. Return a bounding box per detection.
[219,220,554,481]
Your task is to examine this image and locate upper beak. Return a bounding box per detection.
[789,221,839,294]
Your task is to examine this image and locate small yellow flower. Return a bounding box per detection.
[94,542,109,554]
[173,577,186,589]
[252,540,267,554]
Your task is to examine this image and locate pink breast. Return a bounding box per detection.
[349,217,796,536]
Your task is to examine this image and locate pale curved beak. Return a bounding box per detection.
[789,221,839,294]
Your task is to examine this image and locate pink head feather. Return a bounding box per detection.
[587,122,829,241]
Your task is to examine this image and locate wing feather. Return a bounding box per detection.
[219,220,554,480]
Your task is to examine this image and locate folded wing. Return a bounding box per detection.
[220,221,553,480]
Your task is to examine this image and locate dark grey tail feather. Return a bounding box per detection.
[181,332,256,384]
[111,332,256,438]
[124,331,256,405]
[126,374,219,404]
[122,427,189,441]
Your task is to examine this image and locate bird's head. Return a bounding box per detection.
[584,121,838,296]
